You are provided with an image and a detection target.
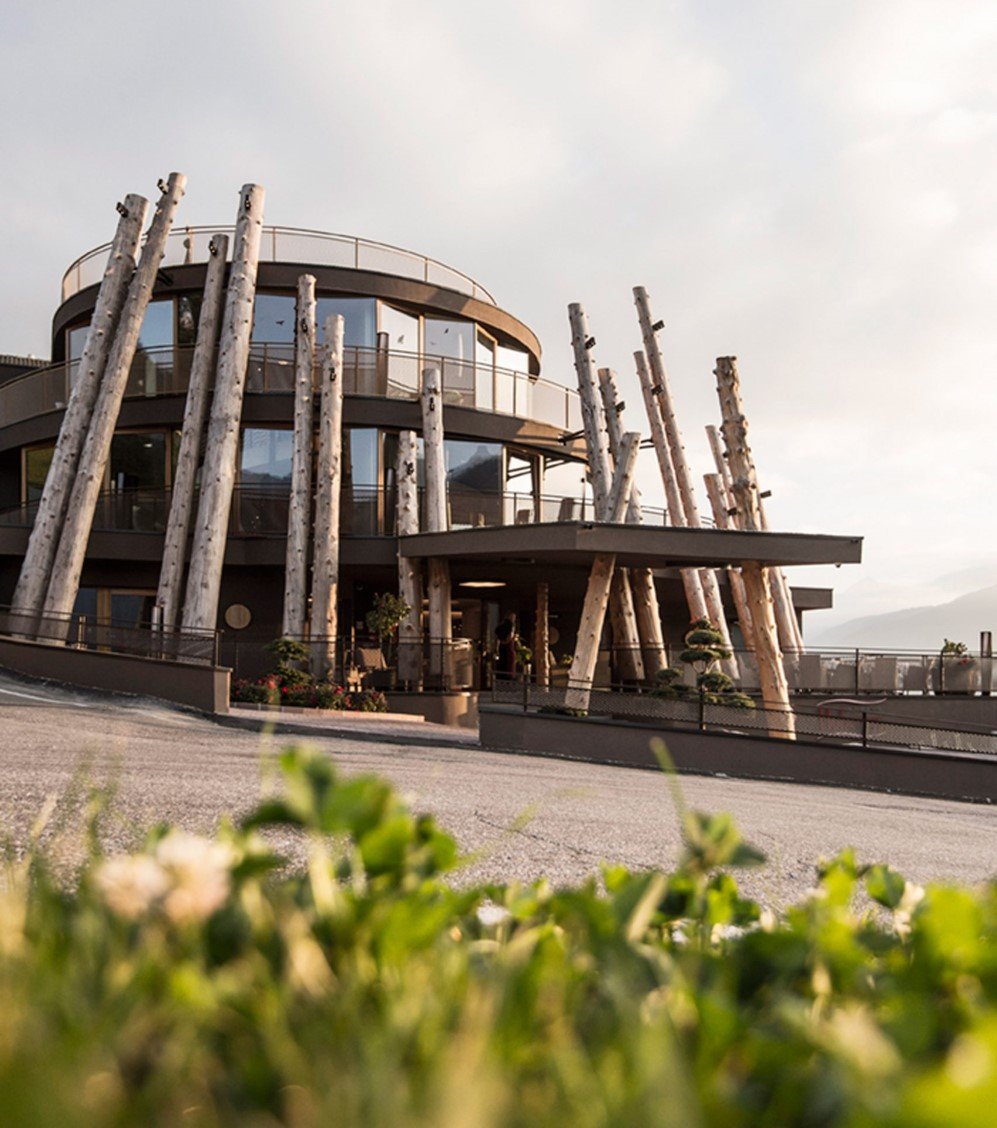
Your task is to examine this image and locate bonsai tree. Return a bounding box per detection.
[266,636,311,690]
[652,618,754,709]
[365,593,411,660]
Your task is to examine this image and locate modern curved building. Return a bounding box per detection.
[0,224,857,688]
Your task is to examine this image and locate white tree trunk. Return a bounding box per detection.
[396,428,423,688]
[633,288,737,677]
[13,193,149,624]
[535,581,550,687]
[421,367,451,682]
[635,349,709,626]
[565,445,638,711]
[182,184,265,633]
[282,274,317,638]
[598,366,667,677]
[45,175,187,623]
[714,356,795,738]
[309,314,345,680]
[156,232,229,631]
[704,473,755,650]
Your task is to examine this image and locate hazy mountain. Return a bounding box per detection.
[809,582,997,650]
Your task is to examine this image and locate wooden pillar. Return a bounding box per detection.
[182,184,265,633]
[633,288,737,676]
[13,193,149,622]
[396,428,423,688]
[704,473,755,650]
[707,424,802,653]
[281,274,317,638]
[156,232,229,630]
[714,356,795,738]
[45,174,187,622]
[598,367,667,677]
[309,315,345,680]
[421,367,451,684]
[535,581,550,688]
[565,444,639,712]
[568,304,643,682]
[635,349,709,627]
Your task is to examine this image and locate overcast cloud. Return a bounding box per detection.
[2,0,995,628]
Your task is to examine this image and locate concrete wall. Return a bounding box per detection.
[386,691,479,728]
[479,707,996,804]
[0,635,229,714]
[794,693,997,731]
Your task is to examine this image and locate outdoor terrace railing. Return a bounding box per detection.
[62,226,498,304]
[0,344,583,434]
[0,485,670,539]
[491,680,997,758]
[0,605,220,666]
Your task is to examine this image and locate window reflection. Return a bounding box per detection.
[380,304,419,396]
[425,318,475,407]
[316,297,376,349]
[446,439,501,528]
[24,446,54,503]
[238,427,293,533]
[342,427,379,535]
[109,432,167,532]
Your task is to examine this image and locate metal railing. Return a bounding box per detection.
[62,226,498,304]
[0,344,582,434]
[0,605,219,666]
[491,681,997,758]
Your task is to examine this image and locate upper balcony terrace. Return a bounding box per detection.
[62,226,498,305]
[0,343,584,438]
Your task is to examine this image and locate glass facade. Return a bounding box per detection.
[110,433,166,492]
[316,297,376,348]
[446,439,502,528]
[240,428,294,487]
[24,446,54,503]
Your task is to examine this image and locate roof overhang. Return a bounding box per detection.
[399,522,863,569]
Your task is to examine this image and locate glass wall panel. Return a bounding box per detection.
[130,299,175,397]
[251,294,295,344]
[382,430,424,535]
[316,297,377,348]
[177,293,201,346]
[67,324,88,388]
[541,456,590,522]
[425,318,475,406]
[446,439,501,528]
[24,446,54,503]
[110,432,167,531]
[475,332,494,412]
[497,344,531,418]
[505,451,538,525]
[342,427,380,535]
[380,303,419,397]
[238,427,292,533]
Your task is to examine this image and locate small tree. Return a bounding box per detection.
[365,593,411,660]
[652,618,754,709]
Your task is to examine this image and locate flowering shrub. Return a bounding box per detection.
[230,637,388,711]
[1,746,993,1125]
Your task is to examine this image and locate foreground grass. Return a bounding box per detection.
[0,747,994,1126]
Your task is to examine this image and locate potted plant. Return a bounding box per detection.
[933,639,979,695]
[364,593,411,683]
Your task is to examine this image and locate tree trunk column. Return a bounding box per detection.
[13,193,149,624]
[282,274,317,638]
[396,428,423,688]
[704,473,755,650]
[46,174,187,623]
[309,315,345,680]
[421,367,452,685]
[183,184,266,633]
[534,581,550,688]
[157,232,229,631]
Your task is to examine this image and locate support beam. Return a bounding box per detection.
[282,274,317,638]
[598,367,667,677]
[633,288,737,676]
[156,232,229,630]
[396,428,423,688]
[565,445,638,711]
[45,175,187,622]
[183,184,265,633]
[635,349,709,626]
[714,356,795,738]
[13,193,148,622]
[704,473,754,650]
[421,367,451,684]
[309,315,345,680]
[534,581,550,688]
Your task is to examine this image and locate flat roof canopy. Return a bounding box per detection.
[399,522,863,570]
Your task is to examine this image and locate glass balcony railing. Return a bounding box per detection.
[0,485,671,539]
[0,345,583,434]
[62,227,499,304]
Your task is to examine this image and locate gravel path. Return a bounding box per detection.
[0,674,993,908]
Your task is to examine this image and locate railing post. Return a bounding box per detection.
[522,665,530,713]
[854,648,860,695]
[939,648,945,694]
[213,630,221,667]
[76,614,86,649]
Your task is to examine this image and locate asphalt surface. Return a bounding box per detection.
[0,673,993,909]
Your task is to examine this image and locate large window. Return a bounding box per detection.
[496,344,531,417]
[251,294,295,345]
[316,297,376,348]
[425,318,475,407]
[542,456,589,521]
[380,304,420,396]
[24,446,54,503]
[110,433,166,491]
[343,427,380,535]
[240,428,293,487]
[446,439,502,528]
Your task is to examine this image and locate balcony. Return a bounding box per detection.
[62,227,499,305]
[0,345,583,434]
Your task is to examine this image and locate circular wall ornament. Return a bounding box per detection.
[224,603,252,630]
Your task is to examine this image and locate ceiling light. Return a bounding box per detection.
[459,580,507,589]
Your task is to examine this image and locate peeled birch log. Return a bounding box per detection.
[156,232,229,630]
[598,367,667,677]
[535,581,550,688]
[396,428,423,688]
[281,274,317,638]
[632,289,736,676]
[635,349,709,625]
[565,444,638,711]
[704,473,755,650]
[714,356,795,738]
[309,315,345,680]
[183,184,265,634]
[45,175,187,622]
[421,367,452,682]
[13,194,148,623]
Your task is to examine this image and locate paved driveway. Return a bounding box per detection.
[0,674,992,908]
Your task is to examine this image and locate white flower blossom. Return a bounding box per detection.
[476,901,510,928]
[94,855,169,921]
[155,832,237,925]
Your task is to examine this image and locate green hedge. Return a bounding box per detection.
[1,746,993,1126]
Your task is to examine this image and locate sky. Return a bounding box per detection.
[2,0,995,633]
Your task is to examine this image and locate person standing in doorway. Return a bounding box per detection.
[495,612,518,678]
